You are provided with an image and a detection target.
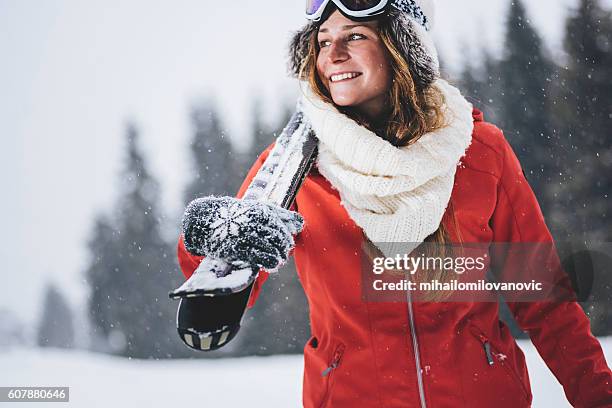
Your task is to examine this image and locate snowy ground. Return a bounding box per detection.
[1,337,611,407]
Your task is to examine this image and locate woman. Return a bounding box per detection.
[177,1,612,406]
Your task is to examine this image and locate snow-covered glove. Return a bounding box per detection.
[182,196,304,270]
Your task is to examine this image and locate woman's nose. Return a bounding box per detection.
[327,41,349,63]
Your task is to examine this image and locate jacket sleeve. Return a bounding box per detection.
[177,142,289,309]
[490,135,612,407]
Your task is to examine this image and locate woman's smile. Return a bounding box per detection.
[329,72,363,83]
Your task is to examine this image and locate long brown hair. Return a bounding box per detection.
[297,11,463,301]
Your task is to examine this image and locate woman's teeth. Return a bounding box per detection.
[330,72,361,82]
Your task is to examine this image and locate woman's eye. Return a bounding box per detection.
[319,34,366,48]
[319,33,365,48]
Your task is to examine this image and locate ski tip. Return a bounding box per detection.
[168,273,258,299]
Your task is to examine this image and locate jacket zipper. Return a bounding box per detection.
[319,344,345,408]
[406,288,427,408]
[468,323,530,402]
[321,348,342,376]
[476,332,495,366]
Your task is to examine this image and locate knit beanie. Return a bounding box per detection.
[288,0,439,89]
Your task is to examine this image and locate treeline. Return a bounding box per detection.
[57,0,610,358]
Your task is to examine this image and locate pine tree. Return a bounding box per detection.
[479,49,504,124]
[563,0,612,137]
[499,0,556,200]
[548,0,612,243]
[37,283,74,349]
[85,123,186,358]
[85,214,119,351]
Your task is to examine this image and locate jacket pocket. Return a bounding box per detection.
[468,322,531,404]
[318,342,346,408]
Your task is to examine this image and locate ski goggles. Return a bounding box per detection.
[305,0,390,21]
[306,0,430,30]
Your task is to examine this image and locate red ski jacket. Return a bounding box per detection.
[177,109,612,407]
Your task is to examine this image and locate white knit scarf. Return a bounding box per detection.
[299,79,474,255]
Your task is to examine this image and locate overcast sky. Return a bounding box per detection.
[1,0,610,325]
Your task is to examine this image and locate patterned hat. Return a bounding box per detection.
[288,0,439,89]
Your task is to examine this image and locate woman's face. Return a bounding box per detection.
[316,10,392,120]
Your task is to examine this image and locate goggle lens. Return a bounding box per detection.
[306,0,328,15]
[306,0,386,16]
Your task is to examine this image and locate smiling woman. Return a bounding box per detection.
[176,0,612,407]
[293,3,445,146]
